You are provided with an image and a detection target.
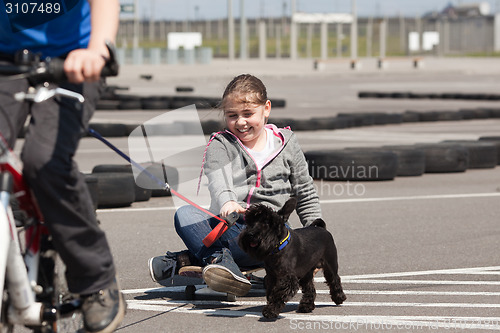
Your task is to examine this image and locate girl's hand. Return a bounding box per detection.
[220,201,246,218]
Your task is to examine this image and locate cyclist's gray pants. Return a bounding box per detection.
[0,69,116,295]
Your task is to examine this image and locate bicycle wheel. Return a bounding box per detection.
[52,254,83,333]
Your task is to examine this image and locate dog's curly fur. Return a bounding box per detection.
[239,198,346,319]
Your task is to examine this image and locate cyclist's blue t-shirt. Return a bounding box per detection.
[0,0,91,58]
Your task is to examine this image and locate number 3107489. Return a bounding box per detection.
[5,2,61,14]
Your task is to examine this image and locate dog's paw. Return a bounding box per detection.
[297,302,315,313]
[332,291,347,305]
[262,305,279,319]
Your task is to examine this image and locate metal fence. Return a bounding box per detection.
[117,15,499,61]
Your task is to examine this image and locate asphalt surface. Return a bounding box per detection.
[18,57,500,332]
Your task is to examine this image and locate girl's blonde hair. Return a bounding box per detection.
[220,74,268,109]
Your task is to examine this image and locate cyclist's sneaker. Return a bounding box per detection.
[148,250,195,282]
[81,277,126,333]
[202,248,251,296]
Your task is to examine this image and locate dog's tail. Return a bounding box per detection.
[311,218,326,229]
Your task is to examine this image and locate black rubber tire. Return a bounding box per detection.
[96,100,120,110]
[92,172,136,208]
[83,173,99,211]
[358,91,379,98]
[402,111,421,123]
[434,111,463,121]
[381,146,426,177]
[310,117,353,130]
[415,144,469,173]
[305,149,399,181]
[270,99,286,108]
[92,164,153,202]
[419,112,441,122]
[269,118,294,129]
[441,141,498,169]
[201,120,223,135]
[479,136,500,164]
[458,109,477,119]
[338,113,374,127]
[141,97,171,110]
[134,163,179,197]
[89,123,128,137]
[176,86,194,92]
[118,97,143,110]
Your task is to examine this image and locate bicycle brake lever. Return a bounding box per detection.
[15,87,84,103]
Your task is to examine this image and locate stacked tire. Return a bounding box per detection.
[85,163,178,208]
[305,139,500,182]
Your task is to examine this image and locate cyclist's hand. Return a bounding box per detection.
[63,48,106,83]
[220,201,246,218]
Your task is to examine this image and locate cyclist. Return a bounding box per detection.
[0,1,125,332]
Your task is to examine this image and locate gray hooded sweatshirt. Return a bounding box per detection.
[202,124,321,226]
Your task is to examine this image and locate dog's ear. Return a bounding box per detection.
[278,197,297,221]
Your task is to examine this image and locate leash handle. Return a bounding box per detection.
[202,212,239,247]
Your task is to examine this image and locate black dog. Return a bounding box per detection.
[239,198,346,319]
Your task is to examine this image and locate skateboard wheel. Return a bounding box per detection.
[185,285,196,300]
[226,294,236,302]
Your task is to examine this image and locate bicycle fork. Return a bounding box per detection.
[0,172,51,326]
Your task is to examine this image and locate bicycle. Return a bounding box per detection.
[0,44,118,333]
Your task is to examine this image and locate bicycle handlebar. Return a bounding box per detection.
[0,41,119,84]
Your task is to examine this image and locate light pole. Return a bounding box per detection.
[290,0,297,59]
[228,0,235,60]
[350,0,359,69]
[240,0,247,59]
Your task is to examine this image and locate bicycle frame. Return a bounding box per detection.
[0,133,51,327]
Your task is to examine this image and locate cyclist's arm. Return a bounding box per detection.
[64,0,120,83]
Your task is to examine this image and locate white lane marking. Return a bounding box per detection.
[129,299,500,309]
[327,279,500,286]
[122,287,500,297]
[97,192,500,213]
[343,266,500,280]
[318,192,500,205]
[125,301,500,330]
[123,265,500,330]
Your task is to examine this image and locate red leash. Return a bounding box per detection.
[169,188,233,247]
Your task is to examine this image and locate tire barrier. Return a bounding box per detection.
[89,105,500,138]
[441,141,498,169]
[91,163,179,201]
[305,150,399,181]
[359,91,500,101]
[92,172,136,208]
[415,144,469,173]
[95,84,286,111]
[305,138,500,181]
[478,136,500,165]
[83,173,99,211]
[381,146,426,177]
[92,164,153,202]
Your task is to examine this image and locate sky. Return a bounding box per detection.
[121,0,500,21]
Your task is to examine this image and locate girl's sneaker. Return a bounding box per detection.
[148,250,195,282]
[202,248,251,296]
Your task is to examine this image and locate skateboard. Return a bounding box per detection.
[162,266,265,302]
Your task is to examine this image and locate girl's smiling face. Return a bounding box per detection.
[224,97,271,150]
